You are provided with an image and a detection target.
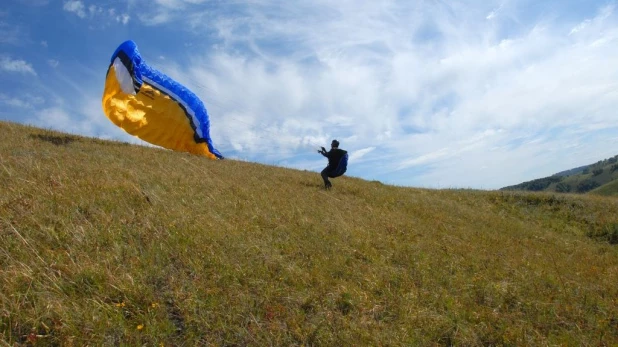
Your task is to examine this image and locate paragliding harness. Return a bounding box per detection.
[330,153,348,178]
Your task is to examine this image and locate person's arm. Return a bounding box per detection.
[318,147,330,157]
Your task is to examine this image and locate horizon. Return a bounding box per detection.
[2,0,618,189]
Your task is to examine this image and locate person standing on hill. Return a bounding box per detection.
[318,139,348,189]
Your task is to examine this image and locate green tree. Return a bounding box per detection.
[577,179,601,193]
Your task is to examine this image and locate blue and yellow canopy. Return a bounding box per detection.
[102,40,223,159]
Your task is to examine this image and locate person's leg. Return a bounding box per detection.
[321,168,332,189]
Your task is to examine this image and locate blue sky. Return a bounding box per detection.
[2,0,618,189]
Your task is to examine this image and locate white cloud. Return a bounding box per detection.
[155,0,182,8]
[569,19,591,35]
[48,0,618,189]
[117,14,130,25]
[0,93,44,109]
[34,108,76,132]
[63,1,129,24]
[0,22,22,44]
[63,0,86,18]
[222,2,615,188]
[0,56,37,75]
[349,147,376,162]
[153,0,207,9]
[140,12,171,25]
[485,1,506,21]
[48,59,59,68]
[1,98,32,109]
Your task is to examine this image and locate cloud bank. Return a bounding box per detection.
[5,0,618,190]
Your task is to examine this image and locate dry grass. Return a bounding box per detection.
[1,120,618,346]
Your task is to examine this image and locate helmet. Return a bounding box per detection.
[331,139,339,148]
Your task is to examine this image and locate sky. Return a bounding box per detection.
[1,0,618,190]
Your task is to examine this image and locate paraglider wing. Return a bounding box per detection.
[101,40,223,159]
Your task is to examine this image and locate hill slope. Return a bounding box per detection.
[501,155,618,194]
[1,120,618,345]
[590,178,618,197]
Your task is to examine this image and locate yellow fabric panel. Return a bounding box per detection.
[101,66,217,159]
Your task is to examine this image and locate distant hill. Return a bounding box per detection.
[551,164,590,177]
[501,154,618,194]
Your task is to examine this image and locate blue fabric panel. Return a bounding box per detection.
[333,153,348,177]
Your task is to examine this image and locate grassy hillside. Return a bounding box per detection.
[501,156,618,194]
[1,120,618,346]
[590,179,618,197]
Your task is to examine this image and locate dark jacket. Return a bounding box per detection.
[321,148,348,171]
